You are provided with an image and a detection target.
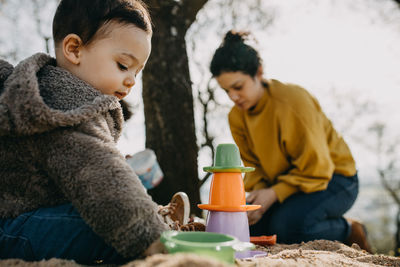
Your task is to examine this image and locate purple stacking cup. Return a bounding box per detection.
[206,211,260,259]
[206,211,250,242]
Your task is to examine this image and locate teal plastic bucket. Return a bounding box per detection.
[160,231,254,264]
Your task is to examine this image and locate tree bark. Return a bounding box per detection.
[142,0,207,216]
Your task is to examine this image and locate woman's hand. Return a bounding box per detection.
[246,188,278,225]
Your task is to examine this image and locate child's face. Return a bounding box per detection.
[216,71,264,111]
[74,23,151,99]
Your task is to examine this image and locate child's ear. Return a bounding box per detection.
[256,65,264,78]
[62,34,83,65]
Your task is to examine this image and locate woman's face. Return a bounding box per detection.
[216,71,265,110]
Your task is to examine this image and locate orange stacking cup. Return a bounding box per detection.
[199,172,260,211]
[198,144,260,212]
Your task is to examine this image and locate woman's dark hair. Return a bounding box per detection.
[52,0,152,47]
[210,30,262,77]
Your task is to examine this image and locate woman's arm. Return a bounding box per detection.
[229,110,268,191]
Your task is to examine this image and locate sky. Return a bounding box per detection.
[258,0,400,106]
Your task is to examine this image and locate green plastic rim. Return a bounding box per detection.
[203,166,255,173]
[161,231,238,248]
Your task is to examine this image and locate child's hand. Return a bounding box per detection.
[143,239,166,256]
[246,188,278,225]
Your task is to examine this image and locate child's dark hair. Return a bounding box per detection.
[210,30,262,77]
[52,0,152,47]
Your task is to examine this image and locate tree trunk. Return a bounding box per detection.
[142,0,207,216]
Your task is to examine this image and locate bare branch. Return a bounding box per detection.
[379,167,400,206]
[32,0,52,53]
[200,172,212,187]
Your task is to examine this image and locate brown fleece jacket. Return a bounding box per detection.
[0,53,168,258]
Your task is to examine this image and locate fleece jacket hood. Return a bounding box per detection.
[0,53,122,138]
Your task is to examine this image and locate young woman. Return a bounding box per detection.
[210,30,371,252]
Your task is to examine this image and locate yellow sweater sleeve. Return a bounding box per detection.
[271,95,335,202]
[229,112,269,191]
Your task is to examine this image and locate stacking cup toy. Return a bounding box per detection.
[198,144,260,245]
[161,231,254,264]
[199,172,258,212]
[206,211,251,242]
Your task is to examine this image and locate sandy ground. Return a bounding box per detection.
[1,240,399,267]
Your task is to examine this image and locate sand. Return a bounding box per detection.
[1,240,399,267]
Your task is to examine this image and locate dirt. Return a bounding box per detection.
[1,240,399,267]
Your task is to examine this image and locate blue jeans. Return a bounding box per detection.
[0,204,130,265]
[250,173,359,243]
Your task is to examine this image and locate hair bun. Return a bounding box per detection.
[223,30,249,44]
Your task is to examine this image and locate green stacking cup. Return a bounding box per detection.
[203,143,254,173]
[161,231,254,264]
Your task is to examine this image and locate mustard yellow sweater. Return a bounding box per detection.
[229,79,356,203]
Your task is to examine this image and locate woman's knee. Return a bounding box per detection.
[267,210,311,244]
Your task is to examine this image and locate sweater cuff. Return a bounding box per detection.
[252,180,269,190]
[271,182,299,203]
